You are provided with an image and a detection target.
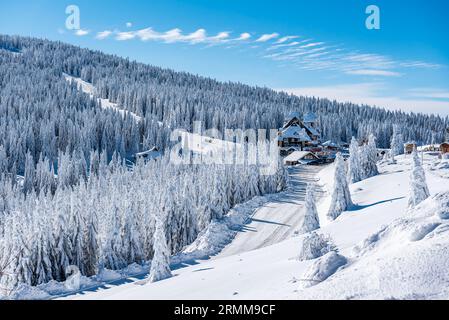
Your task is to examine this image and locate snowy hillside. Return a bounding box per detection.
[1,35,448,302]
[62,153,449,300]
[63,74,142,122]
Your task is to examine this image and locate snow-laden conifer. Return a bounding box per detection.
[408,150,430,209]
[298,184,320,234]
[299,232,336,261]
[327,153,353,221]
[148,215,172,283]
[390,125,404,158]
[348,137,362,183]
[362,134,379,179]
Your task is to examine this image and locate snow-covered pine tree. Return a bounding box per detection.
[148,215,172,283]
[31,212,53,286]
[52,190,72,281]
[327,153,353,221]
[348,137,362,183]
[298,184,320,234]
[84,206,99,276]
[390,125,404,157]
[23,152,35,194]
[122,200,144,265]
[363,134,379,179]
[407,150,430,209]
[299,232,336,261]
[69,191,85,273]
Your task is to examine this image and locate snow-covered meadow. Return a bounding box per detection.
[59,152,449,300]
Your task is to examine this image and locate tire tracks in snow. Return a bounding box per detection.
[217,165,326,258]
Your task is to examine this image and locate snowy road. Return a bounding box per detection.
[217,165,325,258]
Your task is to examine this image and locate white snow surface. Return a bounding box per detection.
[63,74,142,122]
[61,153,449,300]
[178,130,244,158]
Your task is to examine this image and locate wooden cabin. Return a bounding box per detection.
[418,144,441,152]
[278,112,321,156]
[441,142,449,155]
[322,140,339,152]
[278,114,312,156]
[284,151,320,166]
[134,147,161,161]
[404,142,417,155]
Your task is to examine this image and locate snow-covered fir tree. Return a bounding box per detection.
[327,153,353,221]
[390,125,404,158]
[348,137,362,183]
[361,134,379,179]
[298,184,320,234]
[407,150,430,209]
[348,135,379,183]
[148,215,172,283]
[299,232,336,261]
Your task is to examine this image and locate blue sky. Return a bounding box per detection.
[1,0,449,115]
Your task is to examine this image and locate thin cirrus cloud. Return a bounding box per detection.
[235,32,251,41]
[116,31,136,41]
[408,88,449,100]
[276,35,299,44]
[98,27,255,45]
[96,30,113,40]
[256,33,279,42]
[264,38,442,77]
[279,83,449,116]
[346,69,402,77]
[90,26,443,79]
[110,28,248,44]
[74,29,90,36]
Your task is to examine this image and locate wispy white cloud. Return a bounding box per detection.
[346,69,402,77]
[299,42,324,49]
[264,40,440,78]
[87,24,443,81]
[235,32,251,41]
[256,33,279,42]
[126,22,133,28]
[209,31,231,43]
[276,35,299,44]
[408,88,449,100]
[399,61,442,69]
[114,27,236,45]
[279,83,449,116]
[75,29,90,36]
[96,30,113,40]
[266,41,301,51]
[116,31,136,41]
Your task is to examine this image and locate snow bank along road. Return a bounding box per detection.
[67,153,449,300]
[65,164,325,300]
[217,165,324,258]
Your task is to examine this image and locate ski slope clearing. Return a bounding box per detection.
[63,73,142,122]
[65,152,449,300]
[178,130,244,158]
[64,74,242,159]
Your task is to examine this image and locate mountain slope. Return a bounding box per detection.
[64,153,449,300]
